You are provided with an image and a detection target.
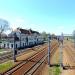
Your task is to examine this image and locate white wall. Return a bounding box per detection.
[1,31,44,49]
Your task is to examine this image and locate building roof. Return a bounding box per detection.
[1,33,7,38]
[5,32,19,41]
[17,28,40,35]
[19,28,30,34]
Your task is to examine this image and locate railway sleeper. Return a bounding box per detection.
[24,55,48,75]
[3,48,47,75]
[63,66,75,70]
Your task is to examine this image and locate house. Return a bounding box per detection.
[1,28,44,49]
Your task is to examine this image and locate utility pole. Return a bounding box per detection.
[13,32,16,62]
[17,28,21,48]
[0,33,2,48]
[48,34,51,67]
[59,33,64,68]
[73,30,75,48]
[20,32,21,48]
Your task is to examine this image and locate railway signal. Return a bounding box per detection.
[48,34,51,67]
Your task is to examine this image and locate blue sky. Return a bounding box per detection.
[0,0,75,35]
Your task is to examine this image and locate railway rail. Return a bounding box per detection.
[0,41,59,75]
[2,45,48,75]
[0,44,46,63]
[25,55,48,75]
[63,66,75,70]
[0,41,56,64]
[63,41,75,69]
[24,43,59,75]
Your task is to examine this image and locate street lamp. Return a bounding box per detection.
[48,34,51,67]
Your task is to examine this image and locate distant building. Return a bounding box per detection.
[1,28,44,49]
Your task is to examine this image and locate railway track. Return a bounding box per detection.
[0,41,56,64]
[1,41,59,75]
[25,55,48,75]
[50,43,59,57]
[66,46,75,64]
[2,46,48,75]
[0,52,13,63]
[24,43,59,75]
[0,44,47,64]
[63,41,75,69]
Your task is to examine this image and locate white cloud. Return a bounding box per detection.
[15,18,25,23]
[10,18,26,30]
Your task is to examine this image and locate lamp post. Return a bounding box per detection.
[48,34,51,67]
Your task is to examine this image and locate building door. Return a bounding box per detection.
[16,44,17,48]
[4,44,6,48]
[23,43,24,47]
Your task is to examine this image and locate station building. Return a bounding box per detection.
[1,28,44,49]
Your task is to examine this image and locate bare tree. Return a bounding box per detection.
[0,19,9,48]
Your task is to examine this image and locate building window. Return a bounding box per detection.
[37,39,38,42]
[23,43,24,46]
[11,44,13,48]
[24,43,26,46]
[7,43,9,48]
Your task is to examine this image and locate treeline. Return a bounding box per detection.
[41,32,57,41]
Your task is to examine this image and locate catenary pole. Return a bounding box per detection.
[48,34,51,67]
[13,32,16,62]
[59,33,64,68]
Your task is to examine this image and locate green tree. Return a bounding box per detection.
[41,31,48,41]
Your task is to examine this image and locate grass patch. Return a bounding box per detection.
[54,67,61,75]
[0,49,5,55]
[0,49,3,52]
[0,60,14,73]
[49,66,61,75]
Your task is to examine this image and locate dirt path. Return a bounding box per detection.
[39,65,49,75]
[62,40,75,75]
